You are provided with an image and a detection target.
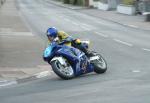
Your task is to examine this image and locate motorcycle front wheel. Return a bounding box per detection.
[50,57,75,80]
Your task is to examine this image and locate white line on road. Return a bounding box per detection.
[35,71,52,78]
[122,24,138,28]
[113,39,133,47]
[0,32,34,36]
[95,32,108,38]
[0,70,53,87]
[0,81,17,88]
[128,25,138,28]
[132,70,141,73]
[142,48,150,52]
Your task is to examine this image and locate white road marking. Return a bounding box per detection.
[0,32,34,36]
[95,32,108,38]
[0,81,17,87]
[128,25,138,28]
[35,71,51,78]
[142,48,150,52]
[113,39,133,47]
[122,24,138,28]
[132,70,141,73]
[0,80,8,83]
[122,24,128,26]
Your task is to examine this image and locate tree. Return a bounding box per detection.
[73,0,78,5]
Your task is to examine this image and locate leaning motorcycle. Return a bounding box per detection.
[43,39,107,80]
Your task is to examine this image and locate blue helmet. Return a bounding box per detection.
[46,27,58,38]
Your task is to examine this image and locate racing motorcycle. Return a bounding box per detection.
[43,39,107,80]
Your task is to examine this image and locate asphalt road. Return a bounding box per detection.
[0,0,150,103]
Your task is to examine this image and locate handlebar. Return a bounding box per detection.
[50,37,74,46]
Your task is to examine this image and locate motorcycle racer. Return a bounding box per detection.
[46,27,90,56]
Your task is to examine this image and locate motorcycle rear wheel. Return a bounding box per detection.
[89,52,107,74]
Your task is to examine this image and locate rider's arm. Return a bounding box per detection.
[57,31,69,41]
[47,39,51,45]
[58,31,73,46]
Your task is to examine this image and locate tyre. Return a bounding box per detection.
[89,52,107,74]
[50,57,75,80]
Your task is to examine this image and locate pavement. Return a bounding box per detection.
[48,0,150,31]
[0,0,51,83]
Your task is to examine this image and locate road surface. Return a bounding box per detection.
[0,0,150,103]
